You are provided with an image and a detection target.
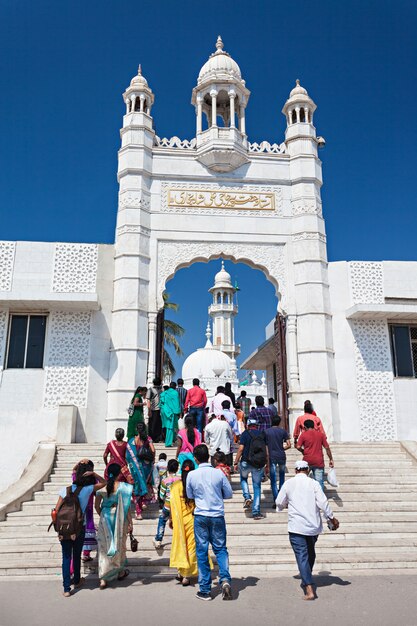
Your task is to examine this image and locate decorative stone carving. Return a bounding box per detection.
[52,244,98,293]
[249,141,287,154]
[160,183,282,216]
[292,232,326,243]
[44,311,91,409]
[0,242,16,291]
[351,319,397,441]
[154,136,197,149]
[157,240,287,311]
[350,262,384,304]
[116,224,151,237]
[0,311,7,372]
[118,193,151,211]
[291,200,322,217]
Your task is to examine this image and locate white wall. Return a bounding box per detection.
[328,262,362,441]
[394,379,417,440]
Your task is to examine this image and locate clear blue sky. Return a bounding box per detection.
[1,0,416,375]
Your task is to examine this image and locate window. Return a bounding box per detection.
[6,314,47,369]
[390,324,417,378]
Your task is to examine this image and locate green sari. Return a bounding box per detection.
[127,393,144,439]
[97,482,133,581]
[160,388,181,447]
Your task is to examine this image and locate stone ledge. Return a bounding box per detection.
[400,441,417,465]
[0,443,56,521]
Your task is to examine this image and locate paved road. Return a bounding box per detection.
[0,573,415,626]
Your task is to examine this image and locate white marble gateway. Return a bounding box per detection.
[0,37,416,492]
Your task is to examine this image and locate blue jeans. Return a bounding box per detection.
[60,528,85,592]
[155,506,170,541]
[269,461,286,502]
[289,533,318,586]
[194,514,231,594]
[310,466,325,491]
[239,461,263,516]
[189,406,205,433]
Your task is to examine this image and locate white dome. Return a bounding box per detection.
[289,79,308,98]
[198,36,242,84]
[212,260,232,288]
[130,65,149,89]
[182,344,231,383]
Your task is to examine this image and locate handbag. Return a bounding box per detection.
[129,531,138,552]
[127,402,134,417]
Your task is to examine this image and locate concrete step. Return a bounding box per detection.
[27,493,417,512]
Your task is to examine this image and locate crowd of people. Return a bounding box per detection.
[52,378,339,602]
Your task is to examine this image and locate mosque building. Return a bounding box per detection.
[0,36,416,493]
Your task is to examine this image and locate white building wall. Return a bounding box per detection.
[0,241,114,492]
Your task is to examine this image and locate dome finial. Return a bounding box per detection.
[296,78,300,86]
[216,35,224,51]
[138,64,142,75]
[221,259,225,270]
[205,320,211,341]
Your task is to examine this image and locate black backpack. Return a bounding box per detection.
[138,441,155,464]
[48,485,84,541]
[247,431,267,468]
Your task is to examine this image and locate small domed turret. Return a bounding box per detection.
[123,65,155,116]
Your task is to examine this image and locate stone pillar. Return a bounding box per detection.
[229,90,236,128]
[196,95,202,134]
[147,311,158,384]
[286,315,300,389]
[210,90,217,127]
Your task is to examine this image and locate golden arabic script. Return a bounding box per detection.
[167,189,275,211]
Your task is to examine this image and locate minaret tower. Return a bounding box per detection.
[192,36,250,172]
[208,261,240,358]
[107,65,156,436]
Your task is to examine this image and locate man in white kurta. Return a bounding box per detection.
[276,460,339,600]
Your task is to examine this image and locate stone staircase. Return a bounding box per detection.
[1,442,417,579]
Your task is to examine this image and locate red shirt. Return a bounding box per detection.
[293,413,325,441]
[297,429,329,468]
[184,386,207,410]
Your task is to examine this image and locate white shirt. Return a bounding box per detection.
[204,419,234,456]
[276,472,334,536]
[210,393,231,417]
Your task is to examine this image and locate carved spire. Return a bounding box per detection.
[216,35,224,52]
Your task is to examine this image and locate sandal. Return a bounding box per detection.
[135,513,142,520]
[81,555,93,562]
[182,577,190,587]
[175,574,183,583]
[118,569,130,581]
[99,580,107,590]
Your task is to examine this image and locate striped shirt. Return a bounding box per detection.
[251,406,273,432]
[177,386,187,412]
[159,474,181,507]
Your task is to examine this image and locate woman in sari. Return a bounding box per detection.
[169,459,213,586]
[95,464,133,589]
[176,416,201,467]
[169,459,196,586]
[71,460,102,564]
[126,422,155,520]
[160,381,181,447]
[103,428,133,484]
[127,386,145,440]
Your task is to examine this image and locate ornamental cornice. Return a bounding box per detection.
[116,224,151,236]
[118,193,151,211]
[156,240,287,312]
[160,182,283,217]
[292,231,326,243]
[291,200,322,217]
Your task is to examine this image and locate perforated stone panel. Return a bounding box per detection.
[0,242,15,291]
[44,311,91,408]
[351,319,397,441]
[0,311,7,371]
[350,262,384,304]
[52,243,98,293]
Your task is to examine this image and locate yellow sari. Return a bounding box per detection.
[170,481,205,578]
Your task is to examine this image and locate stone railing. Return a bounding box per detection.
[248,141,287,154]
[153,136,196,149]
